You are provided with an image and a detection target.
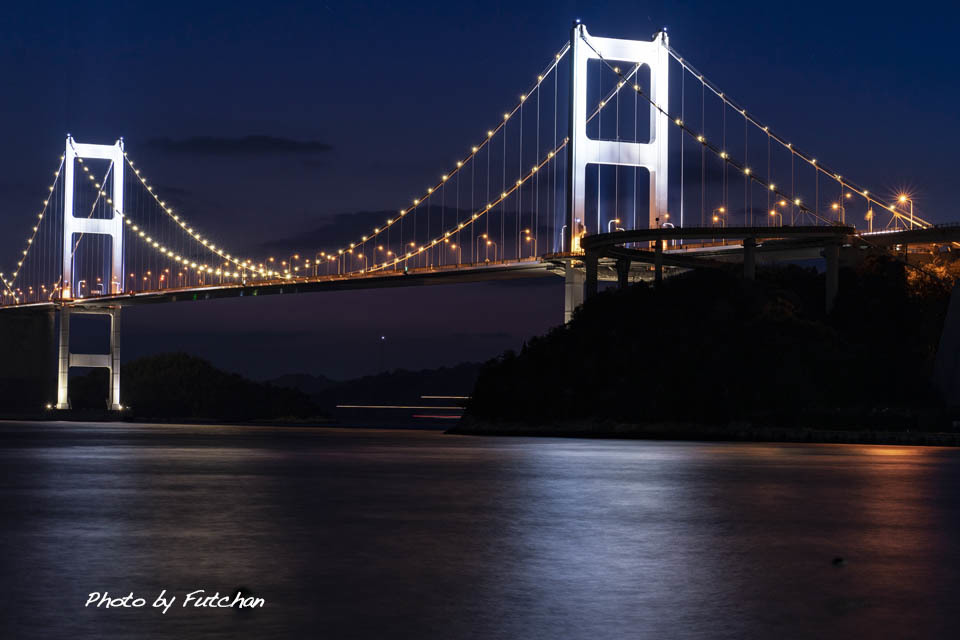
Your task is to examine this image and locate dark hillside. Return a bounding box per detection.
[464,257,951,430]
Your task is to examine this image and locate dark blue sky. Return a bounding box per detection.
[1,1,956,379]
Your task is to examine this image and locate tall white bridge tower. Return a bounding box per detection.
[564,23,670,322]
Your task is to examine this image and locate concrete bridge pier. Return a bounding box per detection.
[55,307,122,410]
[564,263,585,324]
[585,254,599,300]
[654,241,663,287]
[616,259,630,289]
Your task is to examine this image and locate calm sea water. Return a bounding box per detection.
[1,421,958,639]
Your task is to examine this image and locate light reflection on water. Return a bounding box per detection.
[1,422,959,639]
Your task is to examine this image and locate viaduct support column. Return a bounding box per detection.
[743,238,756,280]
[824,240,840,313]
[654,241,663,287]
[616,259,630,289]
[564,262,585,324]
[585,254,599,300]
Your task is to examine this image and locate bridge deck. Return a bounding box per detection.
[8,259,556,311]
[4,225,959,313]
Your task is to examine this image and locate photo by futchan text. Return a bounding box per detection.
[85,590,265,614]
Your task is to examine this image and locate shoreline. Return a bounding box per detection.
[448,416,960,447]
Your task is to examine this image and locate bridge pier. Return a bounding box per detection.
[585,254,599,300]
[55,307,122,410]
[564,263,585,324]
[616,259,630,289]
[654,241,663,287]
[743,238,756,280]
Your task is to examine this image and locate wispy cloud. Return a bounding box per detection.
[144,135,333,155]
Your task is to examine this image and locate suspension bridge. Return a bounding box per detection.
[1,22,956,410]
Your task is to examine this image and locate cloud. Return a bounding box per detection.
[144,135,333,155]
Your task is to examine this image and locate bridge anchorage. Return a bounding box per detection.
[1,23,955,410]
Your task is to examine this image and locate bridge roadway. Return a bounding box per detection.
[4,224,959,314]
[1,258,557,313]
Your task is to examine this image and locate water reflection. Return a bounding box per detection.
[0,423,958,639]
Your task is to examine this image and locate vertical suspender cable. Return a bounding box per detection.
[518,99,523,259]
[535,83,540,256]
[679,63,685,230]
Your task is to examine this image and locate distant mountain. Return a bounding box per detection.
[63,354,482,422]
[269,362,482,410]
[70,353,322,421]
[269,373,339,397]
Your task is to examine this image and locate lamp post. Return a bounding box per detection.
[374,246,388,270]
[897,194,914,229]
[524,234,537,258]
[518,228,533,259]
[769,209,782,227]
[607,218,621,233]
[476,235,489,261]
[712,206,726,227]
[830,200,847,225]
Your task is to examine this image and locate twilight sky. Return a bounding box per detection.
[1,1,956,379]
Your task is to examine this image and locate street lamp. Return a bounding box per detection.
[712,206,726,227]
[476,234,489,261]
[769,208,782,227]
[524,233,537,258]
[518,228,534,259]
[486,239,498,261]
[896,193,914,229]
[830,201,843,224]
[607,218,621,233]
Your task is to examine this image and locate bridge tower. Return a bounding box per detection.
[564,23,670,322]
[55,135,125,410]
